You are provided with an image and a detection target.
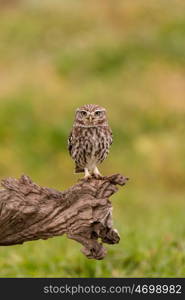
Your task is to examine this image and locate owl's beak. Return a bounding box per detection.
[88,115,93,123]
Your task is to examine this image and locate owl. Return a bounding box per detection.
[68,104,113,179]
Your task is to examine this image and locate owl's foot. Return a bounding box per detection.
[83,175,92,181]
[83,168,92,180]
[93,173,103,179]
[92,167,103,179]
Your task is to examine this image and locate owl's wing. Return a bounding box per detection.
[109,127,113,146]
[68,129,84,173]
[68,130,73,157]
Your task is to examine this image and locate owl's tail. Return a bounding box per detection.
[75,164,84,173]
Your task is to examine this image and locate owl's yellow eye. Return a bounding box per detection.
[80,111,87,117]
[95,110,103,116]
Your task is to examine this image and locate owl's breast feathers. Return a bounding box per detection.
[68,126,112,173]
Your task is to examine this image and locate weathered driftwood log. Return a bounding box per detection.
[0,174,128,260]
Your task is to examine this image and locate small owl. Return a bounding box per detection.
[68,104,113,179]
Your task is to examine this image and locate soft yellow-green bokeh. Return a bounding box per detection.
[0,0,185,277]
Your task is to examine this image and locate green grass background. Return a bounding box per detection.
[0,0,185,277]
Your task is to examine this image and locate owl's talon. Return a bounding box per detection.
[83,175,92,181]
[93,174,103,180]
[83,168,92,181]
[92,167,103,179]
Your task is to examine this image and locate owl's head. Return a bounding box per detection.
[75,104,108,127]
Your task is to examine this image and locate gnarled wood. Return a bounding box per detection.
[0,174,128,260]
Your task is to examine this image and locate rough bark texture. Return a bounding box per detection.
[0,174,128,260]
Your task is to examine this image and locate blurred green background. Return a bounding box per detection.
[0,0,185,277]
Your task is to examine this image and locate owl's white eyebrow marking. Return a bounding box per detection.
[94,109,106,112]
[76,108,87,112]
[76,106,106,113]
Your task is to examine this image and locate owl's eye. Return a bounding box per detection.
[80,110,87,117]
[94,110,103,116]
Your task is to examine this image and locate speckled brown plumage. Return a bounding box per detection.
[68,104,112,179]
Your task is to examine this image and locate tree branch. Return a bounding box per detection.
[0,174,128,260]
